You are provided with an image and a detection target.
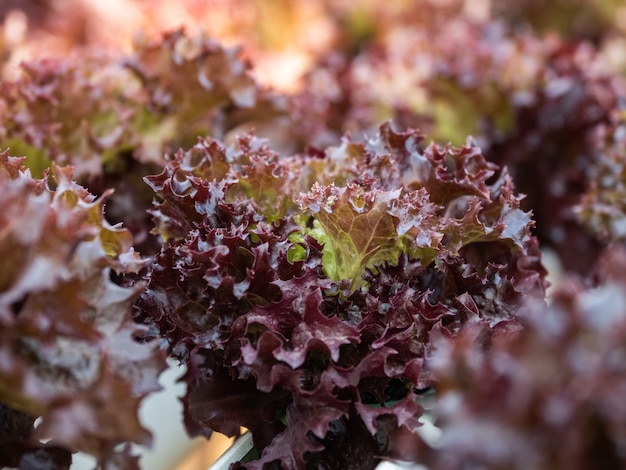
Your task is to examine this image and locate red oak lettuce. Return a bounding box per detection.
[0,152,165,469]
[136,122,546,469]
[421,244,626,469]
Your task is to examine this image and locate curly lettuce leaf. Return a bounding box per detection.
[298,124,535,289]
[420,245,626,469]
[299,183,404,286]
[0,153,165,467]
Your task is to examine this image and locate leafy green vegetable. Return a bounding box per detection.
[422,245,626,469]
[299,183,404,286]
[0,152,165,469]
[136,122,546,469]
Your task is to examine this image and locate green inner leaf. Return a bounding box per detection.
[302,184,403,289]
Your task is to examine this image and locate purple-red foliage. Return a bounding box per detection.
[135,123,546,469]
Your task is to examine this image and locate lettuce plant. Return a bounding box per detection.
[134,122,546,469]
[421,244,626,469]
[0,152,165,468]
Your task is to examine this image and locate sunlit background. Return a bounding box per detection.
[3,0,625,91]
